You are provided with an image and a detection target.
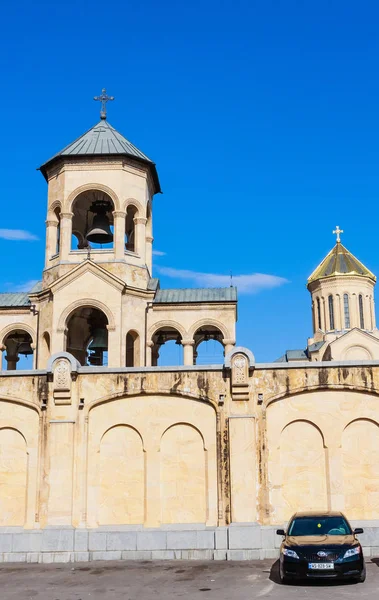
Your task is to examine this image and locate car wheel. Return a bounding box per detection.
[356,567,366,583]
[279,564,288,585]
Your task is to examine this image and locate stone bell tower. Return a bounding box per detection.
[39,88,161,290]
[306,226,379,361]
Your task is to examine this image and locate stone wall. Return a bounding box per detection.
[1,358,379,561]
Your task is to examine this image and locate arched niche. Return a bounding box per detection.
[0,428,28,525]
[126,330,140,367]
[99,425,144,525]
[160,423,207,524]
[277,420,327,522]
[125,205,138,252]
[342,419,379,519]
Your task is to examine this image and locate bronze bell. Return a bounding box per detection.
[86,200,113,245]
[18,341,33,356]
[88,328,108,351]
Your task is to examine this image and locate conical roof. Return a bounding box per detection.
[39,120,161,193]
[308,242,376,284]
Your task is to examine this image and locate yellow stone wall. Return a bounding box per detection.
[1,363,379,529]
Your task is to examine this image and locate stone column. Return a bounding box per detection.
[182,341,194,366]
[59,212,73,261]
[146,341,153,367]
[5,354,19,370]
[146,236,153,274]
[113,211,126,260]
[45,220,59,267]
[223,338,236,356]
[371,295,376,329]
[134,217,147,262]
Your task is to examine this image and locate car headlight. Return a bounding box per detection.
[343,546,361,559]
[282,548,300,559]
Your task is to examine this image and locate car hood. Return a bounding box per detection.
[286,535,356,547]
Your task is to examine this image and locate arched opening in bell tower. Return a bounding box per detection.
[71,190,115,251]
[151,327,183,366]
[1,329,34,370]
[66,306,109,366]
[193,326,224,365]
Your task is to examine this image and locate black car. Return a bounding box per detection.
[276,511,366,583]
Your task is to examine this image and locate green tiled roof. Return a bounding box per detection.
[0,281,42,307]
[0,293,31,307]
[154,287,237,304]
[39,120,161,193]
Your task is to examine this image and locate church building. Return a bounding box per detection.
[0,92,378,563]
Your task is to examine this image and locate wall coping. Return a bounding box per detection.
[2,358,379,377]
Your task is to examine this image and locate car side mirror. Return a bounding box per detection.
[276,529,285,536]
[353,528,364,535]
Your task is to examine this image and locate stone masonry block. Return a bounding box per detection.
[12,533,42,553]
[52,552,72,563]
[215,528,228,550]
[26,553,40,563]
[74,530,88,552]
[356,528,379,547]
[92,551,122,561]
[196,530,214,549]
[181,550,214,560]
[88,531,107,551]
[42,529,74,552]
[227,549,260,560]
[167,531,197,550]
[137,532,166,551]
[228,525,261,550]
[261,549,280,559]
[74,552,90,562]
[371,547,379,558]
[107,532,137,551]
[214,550,227,560]
[40,553,54,564]
[151,550,175,559]
[260,527,276,550]
[0,535,12,553]
[3,553,27,563]
[121,551,152,560]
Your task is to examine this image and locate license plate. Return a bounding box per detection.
[308,563,334,570]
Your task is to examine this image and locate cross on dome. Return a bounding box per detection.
[94,88,114,120]
[333,225,344,243]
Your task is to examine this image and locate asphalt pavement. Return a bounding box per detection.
[1,558,379,599]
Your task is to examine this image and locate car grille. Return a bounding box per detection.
[302,551,341,562]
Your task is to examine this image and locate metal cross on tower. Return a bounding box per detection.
[333,225,344,243]
[94,88,114,120]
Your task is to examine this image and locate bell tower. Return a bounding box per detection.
[306,227,377,361]
[39,89,161,290]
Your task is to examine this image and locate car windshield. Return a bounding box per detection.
[288,516,352,536]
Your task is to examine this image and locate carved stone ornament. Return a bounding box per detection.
[232,354,248,386]
[228,350,253,401]
[53,358,72,404]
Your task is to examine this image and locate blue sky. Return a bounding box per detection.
[1,0,379,362]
